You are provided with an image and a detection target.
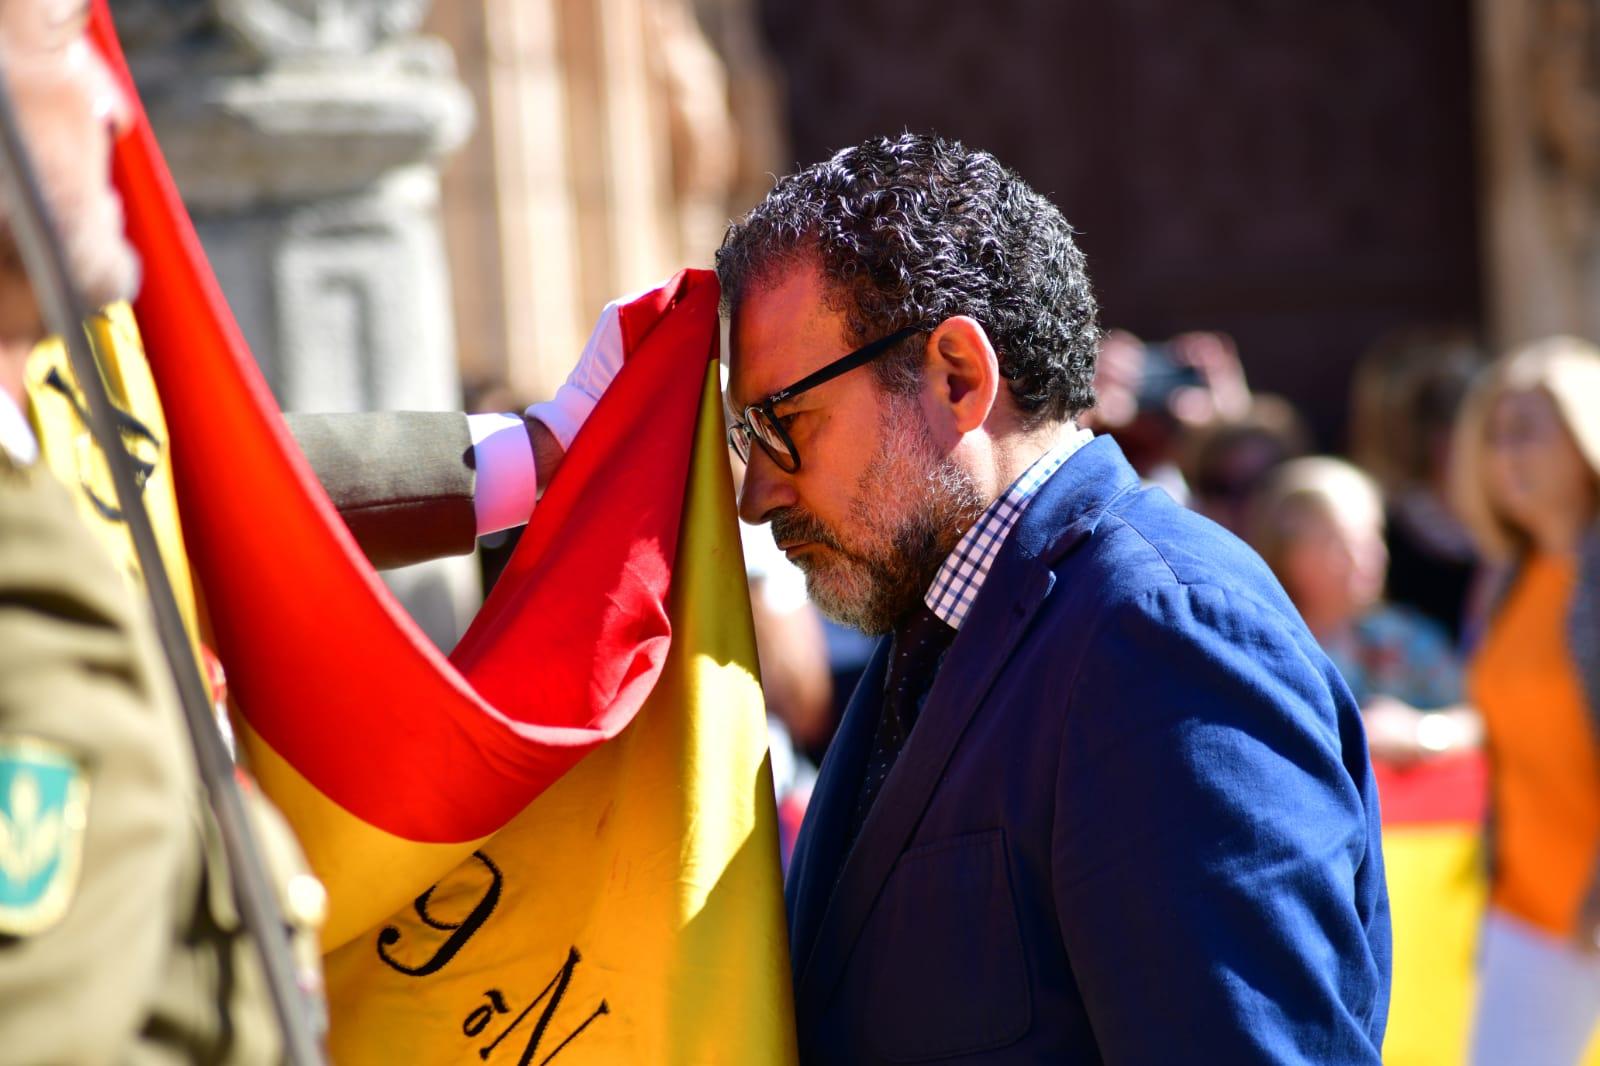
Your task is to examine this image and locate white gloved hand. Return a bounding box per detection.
[524,297,628,453]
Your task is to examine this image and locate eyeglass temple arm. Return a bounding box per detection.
[764,325,923,407]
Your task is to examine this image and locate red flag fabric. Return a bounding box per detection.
[1373,750,1488,827]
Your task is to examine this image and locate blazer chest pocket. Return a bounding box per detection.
[857,828,1031,1061]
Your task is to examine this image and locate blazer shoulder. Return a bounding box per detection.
[1035,489,1324,710]
[1071,485,1299,619]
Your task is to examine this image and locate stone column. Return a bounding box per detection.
[117,0,478,649]
[1474,0,1600,349]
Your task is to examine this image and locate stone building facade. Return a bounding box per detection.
[421,0,781,405]
[1477,0,1600,347]
[422,0,1599,447]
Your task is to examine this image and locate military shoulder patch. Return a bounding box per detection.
[0,736,89,936]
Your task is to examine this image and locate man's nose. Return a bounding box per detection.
[736,446,796,525]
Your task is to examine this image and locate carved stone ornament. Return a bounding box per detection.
[144,37,473,209]
[213,0,431,58]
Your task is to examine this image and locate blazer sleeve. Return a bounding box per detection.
[286,411,479,570]
[1052,580,1388,1064]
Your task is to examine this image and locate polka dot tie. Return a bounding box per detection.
[845,604,957,850]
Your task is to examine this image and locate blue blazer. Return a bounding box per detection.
[785,436,1390,1064]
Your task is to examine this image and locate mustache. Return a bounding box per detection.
[768,507,847,554]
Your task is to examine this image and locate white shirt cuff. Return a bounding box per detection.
[468,412,538,536]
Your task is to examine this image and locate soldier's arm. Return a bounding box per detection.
[287,288,638,572]
[287,410,483,569]
[287,408,570,571]
[0,464,191,1062]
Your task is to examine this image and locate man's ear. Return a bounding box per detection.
[925,315,1000,434]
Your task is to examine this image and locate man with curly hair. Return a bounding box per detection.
[296,131,1391,1062]
[720,133,1390,1063]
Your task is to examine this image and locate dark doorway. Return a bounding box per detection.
[757,0,1482,449]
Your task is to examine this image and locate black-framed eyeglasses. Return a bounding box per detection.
[727,325,924,473]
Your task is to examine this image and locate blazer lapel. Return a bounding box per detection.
[792,435,1145,1030]
[785,640,889,979]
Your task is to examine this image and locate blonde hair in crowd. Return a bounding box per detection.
[1251,457,1384,579]
[1449,336,1600,563]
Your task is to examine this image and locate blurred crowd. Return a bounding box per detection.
[747,323,1600,1061]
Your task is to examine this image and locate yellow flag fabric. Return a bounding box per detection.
[1380,825,1600,1065]
[1379,825,1484,1065]
[320,362,799,1065]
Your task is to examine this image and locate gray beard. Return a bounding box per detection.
[769,401,984,635]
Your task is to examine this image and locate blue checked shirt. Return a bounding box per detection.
[923,427,1094,630]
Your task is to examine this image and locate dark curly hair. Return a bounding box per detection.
[716,133,1099,423]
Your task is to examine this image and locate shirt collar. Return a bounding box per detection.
[0,387,38,466]
[922,426,1093,630]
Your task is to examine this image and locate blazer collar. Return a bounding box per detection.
[784,639,888,972]
[790,435,1144,1025]
[996,433,1143,571]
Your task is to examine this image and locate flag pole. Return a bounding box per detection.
[0,56,326,1066]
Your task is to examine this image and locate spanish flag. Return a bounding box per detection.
[90,5,797,1062]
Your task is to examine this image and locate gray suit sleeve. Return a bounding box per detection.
[285,411,479,570]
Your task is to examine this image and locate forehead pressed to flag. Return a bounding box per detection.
[87,3,797,1061]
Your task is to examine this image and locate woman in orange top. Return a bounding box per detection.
[1452,337,1600,1066]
